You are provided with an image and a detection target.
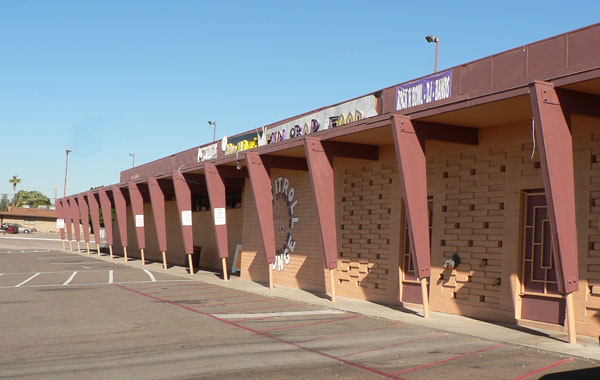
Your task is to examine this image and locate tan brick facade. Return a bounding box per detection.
[111,201,243,270]
[240,169,328,292]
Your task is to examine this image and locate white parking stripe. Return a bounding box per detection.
[0,279,191,289]
[0,249,51,254]
[51,262,108,265]
[144,269,157,282]
[212,310,346,319]
[63,271,78,285]
[0,237,63,241]
[15,273,40,287]
[108,270,114,284]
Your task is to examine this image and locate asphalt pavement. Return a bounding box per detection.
[1,233,599,379]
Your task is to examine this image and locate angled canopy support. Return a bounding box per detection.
[392,115,432,279]
[304,137,340,302]
[246,152,277,288]
[530,81,579,295]
[205,163,231,280]
[99,188,115,258]
[87,192,102,255]
[128,181,147,264]
[68,197,81,251]
[304,138,339,270]
[77,194,91,253]
[204,163,229,259]
[172,170,194,255]
[112,186,129,260]
[55,199,66,244]
[530,80,580,344]
[148,177,167,253]
[245,152,276,266]
[392,115,432,318]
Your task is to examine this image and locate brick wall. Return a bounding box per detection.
[240,169,327,292]
[111,200,243,269]
[333,146,402,303]
[426,121,545,322]
[572,114,600,337]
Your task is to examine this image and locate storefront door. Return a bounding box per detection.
[400,199,432,304]
[520,192,565,325]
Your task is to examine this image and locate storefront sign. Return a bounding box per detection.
[214,207,226,226]
[396,69,452,110]
[135,214,144,227]
[56,218,65,229]
[198,143,218,161]
[181,210,192,226]
[222,132,259,155]
[260,95,378,147]
[272,176,299,272]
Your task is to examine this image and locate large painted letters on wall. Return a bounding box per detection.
[272,176,299,272]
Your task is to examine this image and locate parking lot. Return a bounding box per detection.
[1,236,599,379]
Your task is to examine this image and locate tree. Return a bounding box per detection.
[0,194,9,212]
[9,175,21,206]
[14,190,52,208]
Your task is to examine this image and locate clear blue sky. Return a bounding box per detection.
[1,0,598,202]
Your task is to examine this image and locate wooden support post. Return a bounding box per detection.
[123,246,128,262]
[97,242,101,256]
[188,254,194,274]
[141,248,146,265]
[62,240,66,250]
[329,269,336,302]
[69,240,73,251]
[86,242,90,254]
[109,244,113,259]
[222,257,228,281]
[268,263,274,290]
[421,277,430,319]
[162,251,167,269]
[566,292,577,344]
[77,241,81,253]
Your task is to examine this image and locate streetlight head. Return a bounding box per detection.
[425,35,439,43]
[66,149,72,154]
[129,153,134,157]
[208,120,216,125]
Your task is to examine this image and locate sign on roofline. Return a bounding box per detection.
[396,69,452,111]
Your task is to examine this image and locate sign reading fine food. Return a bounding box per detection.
[396,69,452,110]
[272,176,299,272]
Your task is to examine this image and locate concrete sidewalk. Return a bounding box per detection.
[66,248,600,362]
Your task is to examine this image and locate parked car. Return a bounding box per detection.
[0,223,33,233]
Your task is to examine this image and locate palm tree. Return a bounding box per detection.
[9,175,21,207]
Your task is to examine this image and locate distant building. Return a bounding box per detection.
[0,206,58,232]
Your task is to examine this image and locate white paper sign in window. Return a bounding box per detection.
[182,210,192,226]
[214,207,226,226]
[57,219,65,229]
[135,214,144,227]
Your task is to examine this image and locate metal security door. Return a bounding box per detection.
[520,192,565,325]
[401,199,432,304]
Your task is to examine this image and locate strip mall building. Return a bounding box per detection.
[57,24,600,341]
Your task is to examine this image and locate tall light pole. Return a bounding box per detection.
[208,120,216,141]
[64,149,71,197]
[129,152,136,168]
[425,35,440,73]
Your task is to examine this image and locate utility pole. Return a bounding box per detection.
[64,149,71,197]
